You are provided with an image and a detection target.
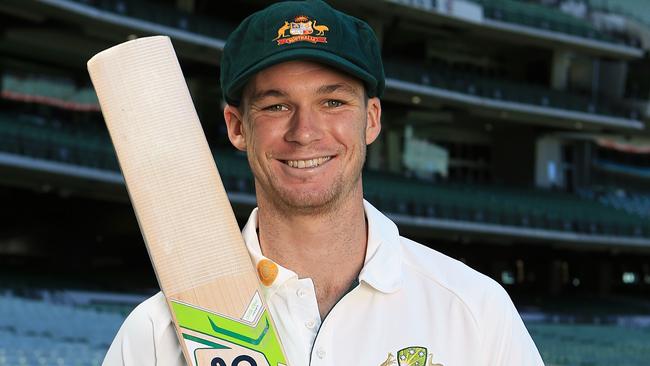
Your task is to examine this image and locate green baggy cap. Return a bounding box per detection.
[220,0,385,106]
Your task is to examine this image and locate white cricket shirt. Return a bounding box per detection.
[103,200,544,366]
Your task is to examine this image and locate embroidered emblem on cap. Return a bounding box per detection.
[257,258,279,286]
[273,15,329,45]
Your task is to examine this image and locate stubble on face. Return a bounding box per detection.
[257,140,366,217]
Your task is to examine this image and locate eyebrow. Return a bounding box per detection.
[249,83,361,104]
[248,89,287,104]
[316,83,361,97]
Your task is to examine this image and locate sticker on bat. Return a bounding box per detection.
[195,347,267,366]
[241,292,263,324]
[172,300,287,366]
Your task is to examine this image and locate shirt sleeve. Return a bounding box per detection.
[102,292,185,366]
[479,282,545,366]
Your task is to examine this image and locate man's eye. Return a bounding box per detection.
[264,104,288,112]
[325,100,344,108]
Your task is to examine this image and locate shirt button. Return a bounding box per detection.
[296,288,307,298]
[316,347,326,359]
[305,319,315,329]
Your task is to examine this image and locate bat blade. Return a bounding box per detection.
[87,36,287,366]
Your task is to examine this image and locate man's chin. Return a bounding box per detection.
[273,189,341,215]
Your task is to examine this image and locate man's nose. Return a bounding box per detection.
[284,107,323,145]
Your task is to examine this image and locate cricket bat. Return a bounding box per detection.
[88,36,287,366]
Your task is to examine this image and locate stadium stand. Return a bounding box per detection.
[527,322,650,366]
[1,73,100,112]
[0,111,117,171]
[68,0,235,40]
[1,110,646,239]
[0,294,125,366]
[581,187,650,219]
[1,0,650,365]
[588,0,650,28]
[384,58,639,119]
[1,290,649,366]
[363,170,650,237]
[474,0,624,43]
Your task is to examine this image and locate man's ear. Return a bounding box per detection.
[223,104,247,151]
[365,97,382,145]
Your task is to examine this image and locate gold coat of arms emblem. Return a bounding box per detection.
[273,16,329,45]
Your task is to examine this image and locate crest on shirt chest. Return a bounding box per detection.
[379,346,444,366]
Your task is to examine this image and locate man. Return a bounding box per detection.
[103,1,544,365]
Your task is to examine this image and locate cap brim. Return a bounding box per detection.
[226,47,378,105]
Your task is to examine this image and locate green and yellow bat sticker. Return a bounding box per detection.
[171,299,286,366]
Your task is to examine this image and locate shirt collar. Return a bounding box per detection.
[241,200,403,297]
[359,199,403,293]
[241,209,298,299]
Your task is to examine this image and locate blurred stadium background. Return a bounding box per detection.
[1,0,650,365]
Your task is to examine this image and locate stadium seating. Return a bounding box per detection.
[0,110,252,188]
[0,294,124,347]
[1,73,100,112]
[1,292,649,366]
[16,0,640,124]
[580,187,650,219]
[362,169,650,237]
[69,0,234,40]
[68,0,636,47]
[0,111,647,238]
[1,1,648,365]
[205,150,650,238]
[0,332,105,366]
[215,150,256,195]
[472,0,633,45]
[588,0,650,29]
[0,293,127,366]
[527,322,650,366]
[0,112,118,170]
[383,58,639,120]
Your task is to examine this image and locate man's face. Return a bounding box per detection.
[224,60,381,214]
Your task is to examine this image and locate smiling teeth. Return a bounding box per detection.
[286,156,331,168]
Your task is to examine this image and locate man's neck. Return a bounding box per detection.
[256,188,368,319]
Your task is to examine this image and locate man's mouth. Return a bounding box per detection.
[283,156,332,169]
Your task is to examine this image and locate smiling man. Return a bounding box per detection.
[223,59,380,322]
[103,1,544,365]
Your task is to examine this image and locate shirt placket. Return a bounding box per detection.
[309,321,332,366]
[283,277,322,366]
[276,278,321,366]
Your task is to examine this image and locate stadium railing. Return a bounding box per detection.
[594,159,650,179]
